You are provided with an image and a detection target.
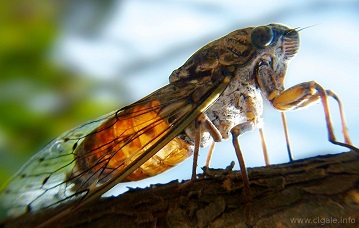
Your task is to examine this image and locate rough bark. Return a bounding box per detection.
[2,151,359,228]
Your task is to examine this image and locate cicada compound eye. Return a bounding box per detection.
[251,26,274,48]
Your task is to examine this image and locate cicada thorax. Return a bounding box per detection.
[169,27,256,84]
[70,100,193,190]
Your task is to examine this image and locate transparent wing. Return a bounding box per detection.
[0,111,114,218]
[0,74,230,219]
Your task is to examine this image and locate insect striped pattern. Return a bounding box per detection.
[0,23,356,223]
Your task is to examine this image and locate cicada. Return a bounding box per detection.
[0,23,357,223]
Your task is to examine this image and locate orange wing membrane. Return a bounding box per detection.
[72,100,193,187]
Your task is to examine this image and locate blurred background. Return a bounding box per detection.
[0,0,358,196]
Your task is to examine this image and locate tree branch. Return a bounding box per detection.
[3,151,359,227]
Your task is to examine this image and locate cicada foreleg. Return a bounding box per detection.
[271,81,358,152]
[325,89,352,145]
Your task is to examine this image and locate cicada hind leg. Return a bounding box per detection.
[191,113,258,202]
[191,114,222,180]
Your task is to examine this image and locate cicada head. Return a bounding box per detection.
[252,24,300,101]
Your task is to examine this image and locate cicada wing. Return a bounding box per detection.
[0,111,115,218]
[0,74,231,219]
[79,75,232,208]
